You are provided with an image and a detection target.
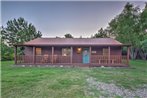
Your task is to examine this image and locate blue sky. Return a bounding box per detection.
[1,1,145,37]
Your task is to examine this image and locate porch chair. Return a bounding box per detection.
[41,54,49,63]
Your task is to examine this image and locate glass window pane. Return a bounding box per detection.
[36,48,41,55]
[62,48,71,56]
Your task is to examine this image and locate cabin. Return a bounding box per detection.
[14,38,130,67]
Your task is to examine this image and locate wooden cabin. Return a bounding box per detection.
[14,38,130,67]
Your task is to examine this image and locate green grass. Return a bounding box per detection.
[1,60,147,98]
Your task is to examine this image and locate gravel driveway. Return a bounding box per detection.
[86,77,147,98]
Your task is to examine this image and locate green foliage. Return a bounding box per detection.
[64,33,74,38]
[107,2,147,59]
[109,3,140,45]
[139,3,147,41]
[1,43,14,61]
[122,47,127,55]
[141,39,147,52]
[92,28,108,38]
[139,39,147,59]
[1,17,42,61]
[1,17,42,46]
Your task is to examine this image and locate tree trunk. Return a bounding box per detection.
[138,49,146,60]
[130,47,138,60]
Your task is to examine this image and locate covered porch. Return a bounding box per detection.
[14,45,130,67]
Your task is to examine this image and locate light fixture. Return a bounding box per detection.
[77,48,82,53]
[78,48,81,51]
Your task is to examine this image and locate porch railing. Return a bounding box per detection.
[35,55,52,64]
[16,55,127,65]
[91,55,127,65]
[53,55,70,64]
[17,55,71,64]
[17,55,33,64]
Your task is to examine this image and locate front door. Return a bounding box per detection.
[82,48,90,64]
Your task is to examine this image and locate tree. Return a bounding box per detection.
[137,3,147,60]
[1,17,42,61]
[64,33,73,38]
[107,2,147,59]
[92,28,108,38]
[139,39,147,59]
[1,42,14,61]
[1,17,42,46]
[139,3,147,41]
[108,2,141,59]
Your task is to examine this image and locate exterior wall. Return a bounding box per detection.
[54,47,62,55]
[24,46,33,55]
[73,47,83,63]
[54,46,71,55]
[91,46,107,55]
[37,46,52,55]
[110,46,121,55]
[24,46,52,55]
[91,46,121,55]
[53,46,71,63]
[24,46,122,56]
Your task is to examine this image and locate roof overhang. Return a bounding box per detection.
[14,44,129,47]
[121,44,131,47]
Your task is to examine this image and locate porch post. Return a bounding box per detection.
[127,46,130,65]
[89,46,92,64]
[52,46,54,64]
[33,46,35,64]
[14,46,17,64]
[108,46,110,65]
[70,46,73,64]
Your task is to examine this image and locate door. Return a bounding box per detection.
[82,48,90,64]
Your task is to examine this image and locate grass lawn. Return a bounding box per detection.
[1,60,147,98]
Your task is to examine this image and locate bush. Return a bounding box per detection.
[1,43,14,61]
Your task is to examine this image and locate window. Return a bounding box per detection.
[62,48,71,56]
[103,48,108,55]
[36,48,41,55]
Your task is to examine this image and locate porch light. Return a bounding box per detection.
[77,48,82,53]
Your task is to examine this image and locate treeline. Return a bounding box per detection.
[1,2,147,61]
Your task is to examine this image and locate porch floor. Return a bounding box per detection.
[15,63,129,67]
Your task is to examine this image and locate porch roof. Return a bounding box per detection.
[16,38,127,46]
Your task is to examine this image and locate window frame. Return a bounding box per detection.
[35,48,42,55]
[62,48,71,56]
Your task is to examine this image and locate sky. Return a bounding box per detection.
[1,1,146,38]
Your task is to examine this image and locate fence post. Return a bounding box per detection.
[89,46,92,64]
[70,47,73,64]
[52,46,54,64]
[33,46,35,64]
[108,46,110,65]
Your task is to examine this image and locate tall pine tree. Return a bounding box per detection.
[1,17,42,46]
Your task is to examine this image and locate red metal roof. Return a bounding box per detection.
[19,38,123,46]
